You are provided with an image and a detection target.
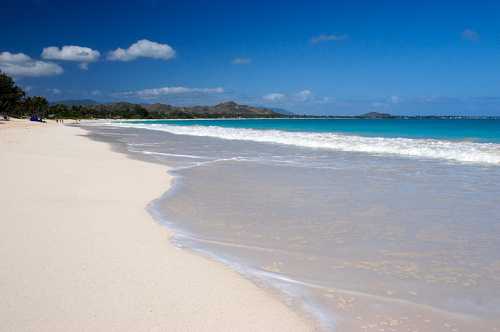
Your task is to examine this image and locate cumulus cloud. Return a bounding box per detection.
[108,39,175,61]
[232,57,251,64]
[263,93,286,102]
[311,34,348,44]
[0,52,31,63]
[462,29,479,42]
[119,86,224,99]
[41,45,100,70]
[0,51,63,77]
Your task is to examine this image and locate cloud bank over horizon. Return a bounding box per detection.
[116,86,225,99]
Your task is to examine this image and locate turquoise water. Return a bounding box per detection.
[128,119,500,143]
[118,118,500,165]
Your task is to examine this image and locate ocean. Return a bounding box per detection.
[85,118,500,331]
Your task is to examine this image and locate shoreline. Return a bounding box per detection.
[84,123,336,330]
[85,120,500,332]
[0,119,314,331]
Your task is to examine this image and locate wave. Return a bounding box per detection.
[109,123,500,165]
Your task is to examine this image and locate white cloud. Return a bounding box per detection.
[295,89,312,101]
[90,89,101,96]
[120,86,224,99]
[48,88,61,95]
[263,90,331,105]
[263,93,286,102]
[232,57,251,64]
[0,52,31,63]
[42,45,100,64]
[0,51,63,77]
[311,34,348,44]
[108,39,175,61]
[462,29,479,42]
[42,46,100,70]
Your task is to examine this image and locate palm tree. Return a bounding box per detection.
[24,97,34,117]
[32,96,49,120]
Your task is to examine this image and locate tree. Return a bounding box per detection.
[0,71,25,119]
[31,96,49,119]
[24,97,34,116]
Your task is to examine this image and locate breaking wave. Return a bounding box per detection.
[109,122,500,165]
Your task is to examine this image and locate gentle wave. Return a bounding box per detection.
[110,123,500,165]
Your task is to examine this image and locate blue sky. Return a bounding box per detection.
[1,0,500,115]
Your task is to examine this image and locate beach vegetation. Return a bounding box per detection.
[0,71,25,119]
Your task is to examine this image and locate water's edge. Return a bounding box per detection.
[81,125,328,331]
[80,123,500,332]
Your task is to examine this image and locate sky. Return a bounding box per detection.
[1,0,500,115]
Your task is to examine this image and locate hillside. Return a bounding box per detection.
[140,101,279,117]
[49,101,284,119]
[359,112,394,119]
[51,99,99,106]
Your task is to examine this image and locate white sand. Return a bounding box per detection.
[0,120,314,331]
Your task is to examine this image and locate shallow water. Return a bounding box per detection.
[124,118,500,143]
[85,122,500,331]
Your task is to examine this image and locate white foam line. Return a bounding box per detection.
[132,150,207,159]
[128,142,162,147]
[107,122,500,165]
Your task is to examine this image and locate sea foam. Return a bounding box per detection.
[109,122,500,165]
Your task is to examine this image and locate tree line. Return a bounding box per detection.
[0,72,51,120]
[0,71,169,120]
[1,71,284,120]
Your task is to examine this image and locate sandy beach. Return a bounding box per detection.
[0,119,313,331]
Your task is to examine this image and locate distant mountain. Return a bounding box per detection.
[49,100,284,119]
[52,99,99,106]
[359,112,394,119]
[269,107,295,116]
[141,103,176,113]
[140,101,280,117]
